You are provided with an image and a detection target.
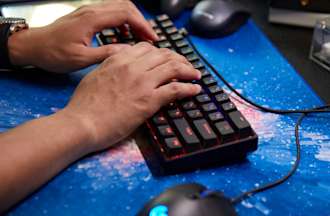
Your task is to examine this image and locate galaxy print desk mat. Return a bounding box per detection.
[1,11,329,216]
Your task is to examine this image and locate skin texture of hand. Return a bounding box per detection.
[65,42,202,152]
[0,42,201,213]
[7,0,158,73]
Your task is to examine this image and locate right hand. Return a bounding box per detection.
[62,42,202,153]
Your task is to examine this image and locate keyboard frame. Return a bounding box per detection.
[96,14,258,176]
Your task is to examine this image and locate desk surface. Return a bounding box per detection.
[247,0,330,104]
[1,10,330,216]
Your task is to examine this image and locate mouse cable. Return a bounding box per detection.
[230,104,329,204]
[185,34,330,204]
[185,35,330,114]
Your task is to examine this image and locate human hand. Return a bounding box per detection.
[8,0,158,73]
[62,42,201,153]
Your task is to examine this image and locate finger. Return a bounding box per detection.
[134,48,191,72]
[150,61,201,86]
[111,42,156,64]
[123,2,159,41]
[82,44,131,65]
[154,82,201,107]
[91,1,158,41]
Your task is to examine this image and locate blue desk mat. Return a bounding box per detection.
[2,11,330,216]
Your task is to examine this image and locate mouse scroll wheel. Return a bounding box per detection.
[190,190,222,199]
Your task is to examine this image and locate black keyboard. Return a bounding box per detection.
[96,14,258,175]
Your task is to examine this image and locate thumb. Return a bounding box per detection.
[84,44,131,65]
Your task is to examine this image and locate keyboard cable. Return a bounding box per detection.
[185,34,330,204]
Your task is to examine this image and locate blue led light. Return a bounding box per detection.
[149,205,168,216]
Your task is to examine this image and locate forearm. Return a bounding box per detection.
[0,110,92,213]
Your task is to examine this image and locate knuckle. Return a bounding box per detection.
[103,56,114,66]
[170,82,181,95]
[78,6,98,18]
[168,60,180,70]
[124,1,134,10]
[159,48,173,58]
[120,62,132,73]
[136,42,153,50]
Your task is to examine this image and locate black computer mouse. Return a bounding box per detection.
[190,0,251,38]
[160,0,190,18]
[137,183,237,216]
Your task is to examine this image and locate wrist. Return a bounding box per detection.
[7,28,38,67]
[50,109,97,157]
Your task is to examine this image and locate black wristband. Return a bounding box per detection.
[0,24,14,69]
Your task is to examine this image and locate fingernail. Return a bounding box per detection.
[153,33,159,41]
[196,69,202,80]
[194,84,202,93]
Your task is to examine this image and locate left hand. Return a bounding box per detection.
[8,0,158,73]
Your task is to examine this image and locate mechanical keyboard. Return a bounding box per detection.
[96,14,258,175]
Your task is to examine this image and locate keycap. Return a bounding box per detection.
[167,102,176,109]
[186,53,199,62]
[168,108,183,119]
[156,14,169,22]
[187,110,203,119]
[152,113,168,125]
[193,119,217,146]
[158,41,172,48]
[195,94,211,103]
[181,101,197,110]
[164,137,183,156]
[173,118,200,151]
[126,40,136,45]
[208,112,224,122]
[200,69,210,77]
[222,102,237,112]
[154,28,162,34]
[122,31,134,40]
[149,20,158,28]
[209,85,223,94]
[165,26,178,34]
[215,121,235,141]
[228,111,252,136]
[157,34,167,42]
[192,61,205,70]
[170,33,183,41]
[202,76,217,86]
[215,93,230,103]
[180,46,194,55]
[202,103,217,112]
[104,37,118,44]
[101,29,116,37]
[161,20,173,28]
[158,125,175,137]
[175,40,188,48]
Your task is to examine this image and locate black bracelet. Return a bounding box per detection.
[0,24,14,69]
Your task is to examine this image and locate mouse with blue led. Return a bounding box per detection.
[137,183,237,216]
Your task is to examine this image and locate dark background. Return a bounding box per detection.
[245,0,330,103]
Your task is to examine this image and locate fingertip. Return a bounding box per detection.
[194,84,202,94]
[195,69,202,80]
[151,31,159,41]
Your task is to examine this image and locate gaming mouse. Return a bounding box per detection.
[161,0,190,18]
[139,0,201,18]
[137,183,237,216]
[190,0,251,38]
